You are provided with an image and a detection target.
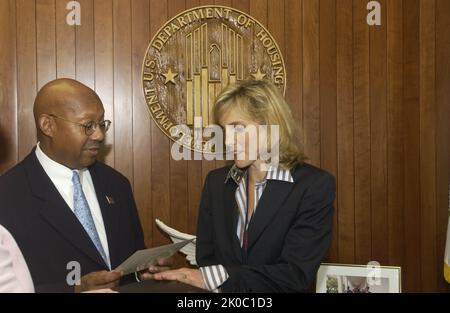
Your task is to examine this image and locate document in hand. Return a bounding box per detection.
[116,239,194,275]
[155,219,197,266]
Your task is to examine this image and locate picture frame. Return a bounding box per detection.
[316,263,401,293]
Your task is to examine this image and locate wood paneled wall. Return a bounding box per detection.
[0,0,449,292]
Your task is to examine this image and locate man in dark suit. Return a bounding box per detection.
[0,79,161,292]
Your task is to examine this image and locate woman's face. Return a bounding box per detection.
[219,107,268,169]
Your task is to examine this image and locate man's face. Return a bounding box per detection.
[51,97,106,169]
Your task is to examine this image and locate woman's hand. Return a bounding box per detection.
[137,256,173,281]
[153,267,206,289]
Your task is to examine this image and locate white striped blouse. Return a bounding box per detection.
[200,165,294,292]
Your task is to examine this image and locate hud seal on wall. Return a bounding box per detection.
[142,5,286,153]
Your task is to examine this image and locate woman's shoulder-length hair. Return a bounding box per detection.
[213,79,305,170]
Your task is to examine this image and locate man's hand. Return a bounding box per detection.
[138,256,173,281]
[153,268,206,289]
[74,270,122,292]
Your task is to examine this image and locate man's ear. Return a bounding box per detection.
[38,114,55,138]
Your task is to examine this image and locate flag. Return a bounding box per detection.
[444,184,450,284]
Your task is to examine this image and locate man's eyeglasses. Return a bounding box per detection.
[48,114,111,136]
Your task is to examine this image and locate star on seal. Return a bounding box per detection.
[162,67,178,85]
[251,67,266,80]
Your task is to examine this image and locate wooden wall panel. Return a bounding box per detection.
[76,0,95,88]
[132,0,152,248]
[285,0,302,124]
[319,0,337,262]
[167,0,189,269]
[94,0,115,167]
[268,0,284,55]
[185,0,203,238]
[16,0,37,160]
[370,0,388,265]
[113,0,133,181]
[403,0,421,292]
[419,0,437,292]
[56,0,76,79]
[36,0,56,91]
[302,0,320,167]
[353,0,371,265]
[215,0,231,8]
[149,0,170,249]
[336,0,355,264]
[386,0,404,269]
[250,0,267,26]
[199,0,216,201]
[436,0,450,292]
[232,0,249,13]
[214,0,232,172]
[0,0,17,173]
[1,0,449,292]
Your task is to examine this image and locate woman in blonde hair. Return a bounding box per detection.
[154,79,335,292]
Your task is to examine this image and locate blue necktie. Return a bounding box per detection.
[72,171,109,268]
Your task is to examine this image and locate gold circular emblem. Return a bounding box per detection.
[142,5,286,153]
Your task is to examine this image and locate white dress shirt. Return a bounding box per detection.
[35,143,111,268]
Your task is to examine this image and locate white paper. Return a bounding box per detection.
[155,219,197,266]
[116,239,193,276]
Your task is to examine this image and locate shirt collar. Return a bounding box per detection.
[35,142,87,182]
[225,164,294,184]
[225,164,246,184]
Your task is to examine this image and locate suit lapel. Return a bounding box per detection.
[247,179,295,250]
[222,180,242,262]
[88,163,120,268]
[24,151,108,268]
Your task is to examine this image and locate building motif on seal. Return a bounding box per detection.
[142,6,286,153]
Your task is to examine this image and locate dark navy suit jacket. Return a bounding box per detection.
[0,149,145,292]
[196,163,335,292]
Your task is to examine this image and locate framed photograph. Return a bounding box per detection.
[316,263,401,293]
